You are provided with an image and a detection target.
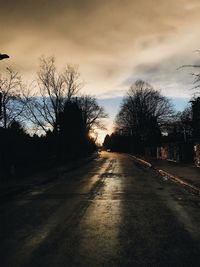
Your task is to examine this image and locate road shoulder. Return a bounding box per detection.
[128,154,200,196]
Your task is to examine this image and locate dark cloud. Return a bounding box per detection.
[1,0,200,98]
[1,0,200,139]
[1,0,194,44]
[121,51,200,98]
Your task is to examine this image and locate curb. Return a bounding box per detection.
[129,155,152,168]
[129,154,200,196]
[158,169,200,196]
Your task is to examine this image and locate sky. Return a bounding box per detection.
[1,0,200,142]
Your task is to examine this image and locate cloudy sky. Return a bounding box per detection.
[1,0,200,142]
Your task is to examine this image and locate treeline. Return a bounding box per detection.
[103,80,198,155]
[0,57,107,178]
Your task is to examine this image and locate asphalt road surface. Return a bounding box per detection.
[1,152,200,267]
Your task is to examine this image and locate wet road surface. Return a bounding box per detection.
[1,152,200,266]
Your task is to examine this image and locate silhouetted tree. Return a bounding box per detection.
[58,100,96,159]
[103,134,111,149]
[179,106,193,141]
[0,120,28,177]
[9,120,26,135]
[115,80,174,153]
[0,68,24,128]
[179,54,200,92]
[191,97,200,138]
[178,53,200,138]
[59,101,85,138]
[21,57,82,134]
[77,95,108,134]
[163,109,193,142]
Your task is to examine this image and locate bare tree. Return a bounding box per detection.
[63,64,82,101]
[77,95,108,134]
[0,68,24,128]
[22,57,82,133]
[178,51,200,93]
[162,106,193,141]
[116,80,174,141]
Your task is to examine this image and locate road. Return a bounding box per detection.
[1,152,200,267]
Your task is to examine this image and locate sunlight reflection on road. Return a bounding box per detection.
[77,153,123,265]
